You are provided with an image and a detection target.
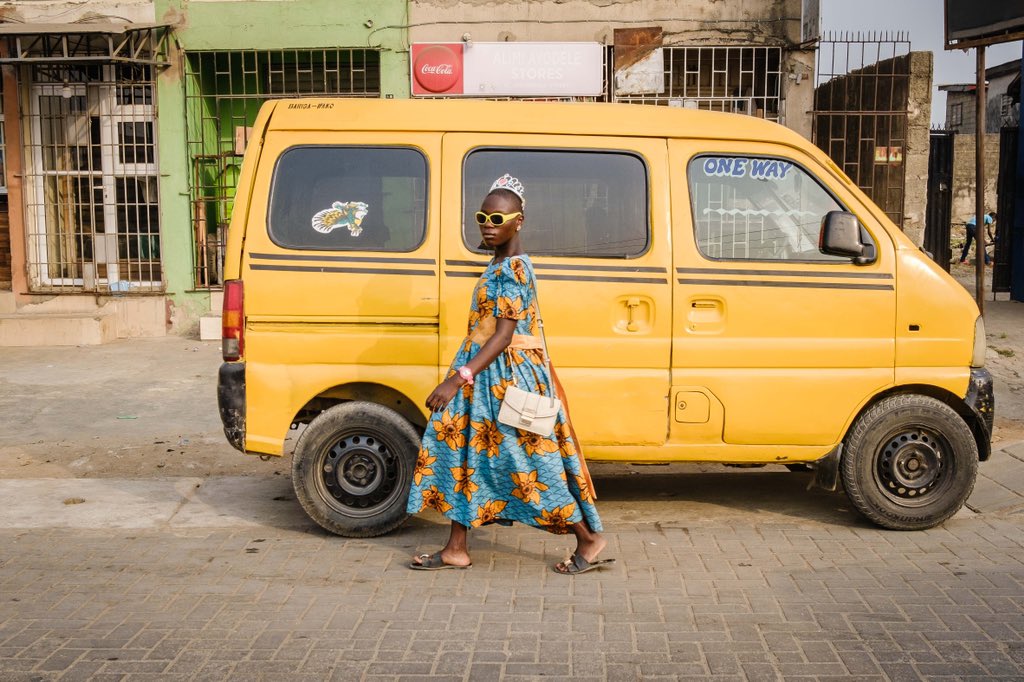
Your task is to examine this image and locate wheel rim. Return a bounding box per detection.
[312,430,407,519]
[873,427,952,507]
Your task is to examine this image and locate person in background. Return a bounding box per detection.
[959,211,996,265]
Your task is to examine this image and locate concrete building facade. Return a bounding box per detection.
[2,0,825,345]
[407,0,818,140]
[0,0,408,345]
[941,58,1022,133]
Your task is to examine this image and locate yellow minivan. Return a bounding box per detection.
[218,98,993,535]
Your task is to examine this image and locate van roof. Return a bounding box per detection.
[263,98,809,147]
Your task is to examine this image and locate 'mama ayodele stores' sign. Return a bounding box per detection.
[411,42,604,97]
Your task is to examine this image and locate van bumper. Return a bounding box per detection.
[218,362,246,453]
[966,367,994,461]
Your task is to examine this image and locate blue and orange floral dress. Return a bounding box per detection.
[406,255,602,534]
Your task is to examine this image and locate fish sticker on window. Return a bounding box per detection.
[311,201,369,236]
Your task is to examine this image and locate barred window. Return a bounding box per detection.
[950,102,963,127]
[0,76,5,194]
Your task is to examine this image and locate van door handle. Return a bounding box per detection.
[691,300,718,309]
[626,297,641,332]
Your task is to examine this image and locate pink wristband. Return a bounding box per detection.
[457,366,474,385]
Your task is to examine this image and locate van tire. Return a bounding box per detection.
[840,394,978,530]
[292,401,418,537]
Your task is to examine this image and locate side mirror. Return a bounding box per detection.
[819,211,873,264]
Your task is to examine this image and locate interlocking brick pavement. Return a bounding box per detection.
[1,478,1023,681]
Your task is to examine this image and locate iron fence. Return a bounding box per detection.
[812,31,911,227]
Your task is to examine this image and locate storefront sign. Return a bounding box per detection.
[411,43,464,95]
[411,42,604,97]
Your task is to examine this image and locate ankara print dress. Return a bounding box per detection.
[407,255,602,534]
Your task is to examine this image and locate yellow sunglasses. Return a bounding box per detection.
[474,211,522,226]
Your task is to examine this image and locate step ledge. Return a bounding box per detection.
[0,311,115,320]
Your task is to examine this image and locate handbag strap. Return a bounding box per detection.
[505,256,554,395]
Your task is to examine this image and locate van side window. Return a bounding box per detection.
[268,146,427,251]
[688,155,848,262]
[463,149,649,258]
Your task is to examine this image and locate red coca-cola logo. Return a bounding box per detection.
[412,44,463,95]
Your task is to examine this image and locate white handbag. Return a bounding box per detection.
[496,282,561,436]
[498,382,561,436]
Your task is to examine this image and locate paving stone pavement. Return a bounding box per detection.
[2,332,1024,680]
[1,470,1023,681]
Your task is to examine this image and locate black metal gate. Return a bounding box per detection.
[994,127,1018,293]
[924,130,955,271]
[812,32,911,228]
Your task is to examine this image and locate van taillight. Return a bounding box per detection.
[222,279,244,361]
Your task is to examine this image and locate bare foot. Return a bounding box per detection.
[411,549,471,568]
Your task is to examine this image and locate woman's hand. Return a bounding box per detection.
[425,377,462,413]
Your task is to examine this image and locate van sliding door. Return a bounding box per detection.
[440,134,672,449]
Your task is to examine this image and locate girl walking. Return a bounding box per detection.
[407,174,611,575]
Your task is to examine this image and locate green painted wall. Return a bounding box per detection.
[154,0,410,328]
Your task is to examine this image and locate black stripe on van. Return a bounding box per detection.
[251,264,435,276]
[676,266,892,280]
[251,252,436,265]
[540,274,667,284]
[446,259,667,274]
[677,277,894,291]
[445,270,667,285]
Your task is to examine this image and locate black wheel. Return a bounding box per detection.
[840,394,978,530]
[292,401,419,537]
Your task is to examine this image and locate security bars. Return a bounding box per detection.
[614,46,783,122]
[184,49,381,289]
[22,63,161,293]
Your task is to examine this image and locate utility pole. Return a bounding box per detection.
[974,46,986,313]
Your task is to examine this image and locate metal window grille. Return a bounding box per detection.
[0,75,6,193]
[950,102,963,127]
[812,32,911,227]
[184,49,381,289]
[22,63,161,293]
[613,46,782,121]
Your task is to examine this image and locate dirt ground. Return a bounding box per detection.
[1,269,1022,480]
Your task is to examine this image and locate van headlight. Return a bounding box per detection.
[972,315,986,367]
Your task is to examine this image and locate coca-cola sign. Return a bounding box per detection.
[411,44,463,95]
[421,63,454,75]
[412,42,604,98]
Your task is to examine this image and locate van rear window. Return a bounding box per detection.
[463,149,649,258]
[268,146,427,251]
